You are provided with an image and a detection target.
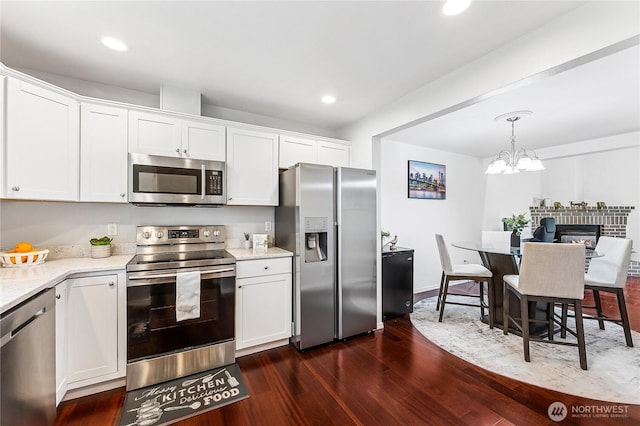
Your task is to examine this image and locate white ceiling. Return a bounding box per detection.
[387,44,640,158]
[2,1,637,158]
[1,0,589,135]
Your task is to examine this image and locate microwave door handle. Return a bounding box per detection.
[201,164,206,201]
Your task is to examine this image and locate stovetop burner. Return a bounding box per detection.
[127,225,235,273]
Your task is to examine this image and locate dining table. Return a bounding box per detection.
[451,241,603,336]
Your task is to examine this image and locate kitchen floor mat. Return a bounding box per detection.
[118,363,249,426]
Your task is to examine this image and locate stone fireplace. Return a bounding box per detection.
[529,205,638,276]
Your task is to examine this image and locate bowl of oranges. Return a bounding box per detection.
[0,242,49,267]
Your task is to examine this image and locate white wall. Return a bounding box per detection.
[15,67,339,139]
[0,201,274,254]
[381,139,486,292]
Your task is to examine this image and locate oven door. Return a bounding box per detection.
[128,153,226,205]
[126,268,235,363]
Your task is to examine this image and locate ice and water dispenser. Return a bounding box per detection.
[304,217,328,263]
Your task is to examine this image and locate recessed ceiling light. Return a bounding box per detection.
[442,0,471,16]
[101,37,128,52]
[321,95,336,104]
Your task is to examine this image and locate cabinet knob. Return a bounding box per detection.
[183,149,188,155]
[56,294,61,300]
[11,186,20,192]
[120,193,126,198]
[176,148,181,153]
[264,266,269,270]
[108,282,115,287]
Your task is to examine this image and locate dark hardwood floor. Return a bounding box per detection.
[56,277,640,425]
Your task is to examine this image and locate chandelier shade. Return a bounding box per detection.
[485,111,544,175]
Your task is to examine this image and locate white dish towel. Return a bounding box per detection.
[176,270,201,322]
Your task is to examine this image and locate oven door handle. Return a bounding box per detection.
[128,267,235,281]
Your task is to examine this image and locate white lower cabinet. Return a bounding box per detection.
[55,281,68,406]
[236,257,292,354]
[56,271,126,400]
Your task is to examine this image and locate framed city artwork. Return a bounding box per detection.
[408,160,446,199]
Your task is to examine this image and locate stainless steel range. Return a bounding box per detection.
[126,225,236,391]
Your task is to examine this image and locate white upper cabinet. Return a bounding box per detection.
[226,127,279,206]
[317,140,350,167]
[0,76,5,195]
[279,135,317,169]
[181,119,226,161]
[5,77,79,200]
[128,110,181,157]
[129,110,225,161]
[279,135,350,169]
[80,103,128,202]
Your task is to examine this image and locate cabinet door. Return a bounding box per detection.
[181,119,225,161]
[55,282,68,406]
[0,76,5,196]
[236,273,292,350]
[226,127,279,206]
[67,275,118,384]
[128,110,181,157]
[317,141,350,167]
[5,78,79,200]
[80,103,128,202]
[279,135,317,169]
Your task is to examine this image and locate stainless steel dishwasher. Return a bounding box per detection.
[1,288,56,426]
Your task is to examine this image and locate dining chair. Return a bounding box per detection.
[435,234,494,327]
[582,236,633,347]
[531,217,556,242]
[503,242,587,370]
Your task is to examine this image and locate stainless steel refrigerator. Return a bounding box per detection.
[275,163,377,350]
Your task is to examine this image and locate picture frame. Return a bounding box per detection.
[252,233,268,249]
[408,160,446,199]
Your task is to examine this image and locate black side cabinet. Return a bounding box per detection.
[382,247,414,320]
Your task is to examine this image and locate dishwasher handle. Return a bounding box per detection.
[0,288,55,348]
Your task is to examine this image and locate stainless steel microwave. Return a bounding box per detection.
[128,153,226,206]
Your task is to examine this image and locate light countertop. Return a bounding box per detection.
[0,255,133,314]
[1,247,293,314]
[226,247,293,260]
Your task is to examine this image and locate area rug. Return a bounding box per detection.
[119,363,249,426]
[410,297,640,404]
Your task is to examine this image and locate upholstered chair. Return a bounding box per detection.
[503,243,587,370]
[583,236,634,347]
[531,217,556,243]
[435,234,494,327]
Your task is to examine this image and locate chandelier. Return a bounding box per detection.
[485,111,544,174]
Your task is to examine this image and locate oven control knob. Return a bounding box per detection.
[156,232,164,239]
[142,231,152,239]
[203,230,211,238]
[213,230,221,237]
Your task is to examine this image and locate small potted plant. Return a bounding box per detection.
[502,213,530,248]
[242,232,251,249]
[90,236,112,259]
